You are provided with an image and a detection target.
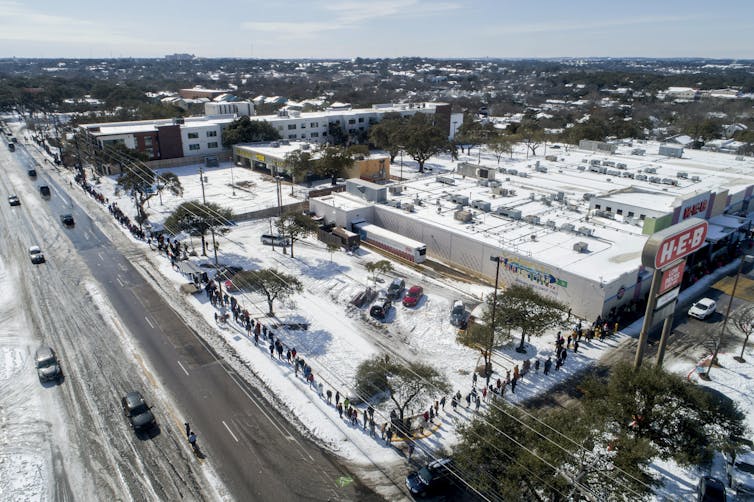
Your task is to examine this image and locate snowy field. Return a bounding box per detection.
[17,130,754,500]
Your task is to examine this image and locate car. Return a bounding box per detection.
[387,277,405,300]
[726,450,754,497]
[450,300,468,327]
[29,245,45,264]
[370,296,392,320]
[27,168,37,177]
[697,476,727,501]
[121,391,157,432]
[39,185,51,198]
[402,285,423,307]
[689,298,717,320]
[60,214,75,227]
[406,457,454,497]
[8,195,20,206]
[35,346,62,383]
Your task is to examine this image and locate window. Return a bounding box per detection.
[640,214,646,220]
[188,132,199,139]
[332,120,340,125]
[606,207,612,212]
[300,123,306,128]
[348,119,356,124]
[277,126,284,131]
[189,144,200,151]
[616,209,623,215]
[208,142,218,148]
[322,131,327,137]
[358,117,364,123]
[300,133,306,138]
[288,124,296,130]
[207,130,217,137]
[288,134,297,139]
[310,122,318,128]
[310,132,319,138]
[595,204,601,209]
[628,211,635,217]
[144,136,153,146]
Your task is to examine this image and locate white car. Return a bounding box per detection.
[688,298,716,320]
[29,246,45,264]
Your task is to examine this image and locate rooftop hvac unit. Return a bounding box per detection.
[454,210,473,222]
[645,167,657,174]
[573,242,589,253]
[662,178,677,186]
[488,180,501,188]
[389,185,403,195]
[598,167,608,174]
[590,160,601,166]
[524,215,541,225]
[401,202,414,212]
[507,169,518,176]
[478,179,489,187]
[567,202,580,211]
[518,172,529,178]
[691,175,701,182]
[498,167,507,174]
[561,223,575,232]
[546,220,556,228]
[603,160,616,168]
[622,172,635,178]
[450,194,469,206]
[583,193,595,201]
[270,141,280,147]
[436,176,456,185]
[607,170,621,176]
[589,166,601,173]
[280,140,290,145]
[632,148,646,156]
[616,163,627,169]
[529,193,536,201]
[582,158,588,163]
[387,200,402,208]
[649,176,662,184]
[497,207,522,220]
[577,165,586,171]
[472,200,492,212]
[578,226,593,236]
[635,174,648,181]
[677,172,688,179]
[535,165,548,173]
[545,155,558,162]
[556,191,565,201]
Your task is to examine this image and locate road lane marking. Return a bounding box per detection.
[144,316,155,329]
[96,251,104,261]
[83,230,91,240]
[177,360,190,376]
[116,277,124,288]
[222,420,239,443]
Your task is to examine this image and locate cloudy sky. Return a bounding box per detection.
[0,0,751,59]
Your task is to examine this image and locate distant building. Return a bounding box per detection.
[178,87,232,100]
[165,53,194,61]
[205,101,254,117]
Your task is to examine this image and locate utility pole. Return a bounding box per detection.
[199,167,219,266]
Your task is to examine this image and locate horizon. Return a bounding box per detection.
[0,0,752,59]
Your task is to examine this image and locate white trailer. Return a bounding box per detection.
[352,222,427,263]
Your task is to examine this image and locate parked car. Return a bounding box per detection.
[689,298,717,320]
[27,168,37,178]
[39,185,51,198]
[450,300,468,327]
[60,214,75,227]
[402,285,423,307]
[29,245,45,264]
[387,277,405,300]
[35,346,62,383]
[121,391,157,432]
[370,296,392,320]
[406,457,454,497]
[726,450,754,497]
[697,476,727,501]
[8,195,20,206]
[260,234,291,246]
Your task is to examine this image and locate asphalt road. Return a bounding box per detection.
[2,135,383,501]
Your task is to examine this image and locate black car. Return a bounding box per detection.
[27,168,37,177]
[8,195,20,206]
[406,457,454,497]
[121,391,157,432]
[387,278,406,300]
[370,296,392,320]
[39,185,51,198]
[60,214,75,227]
[35,346,63,383]
[697,476,727,501]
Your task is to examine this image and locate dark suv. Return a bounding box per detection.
[35,346,63,383]
[387,278,405,300]
[121,391,157,432]
[406,457,454,497]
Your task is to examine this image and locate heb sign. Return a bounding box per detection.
[659,260,686,295]
[642,218,708,270]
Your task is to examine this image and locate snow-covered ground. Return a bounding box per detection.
[13,126,754,500]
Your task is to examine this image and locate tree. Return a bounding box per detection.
[733,305,754,360]
[117,164,182,225]
[354,355,450,424]
[455,115,497,155]
[401,113,452,173]
[364,260,394,285]
[518,120,545,158]
[489,134,515,164]
[275,212,318,258]
[163,201,234,257]
[221,116,280,147]
[368,112,403,162]
[326,242,340,262]
[495,285,566,353]
[315,145,354,185]
[284,149,314,194]
[233,269,303,316]
[583,362,746,467]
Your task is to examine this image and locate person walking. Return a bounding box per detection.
[386,427,394,444]
[335,390,341,406]
[439,396,446,410]
[472,372,478,388]
[380,422,387,440]
[407,441,415,460]
[337,402,343,419]
[534,359,540,373]
[188,432,198,454]
[511,376,517,394]
[475,395,481,411]
[326,389,332,404]
[544,357,552,375]
[184,422,190,438]
[573,339,580,353]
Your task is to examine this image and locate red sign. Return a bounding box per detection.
[659,260,685,294]
[682,200,708,220]
[643,219,708,270]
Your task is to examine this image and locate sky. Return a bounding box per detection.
[0,0,752,59]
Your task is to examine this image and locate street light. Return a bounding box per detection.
[486,256,503,377]
[704,254,754,379]
[230,162,236,196]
